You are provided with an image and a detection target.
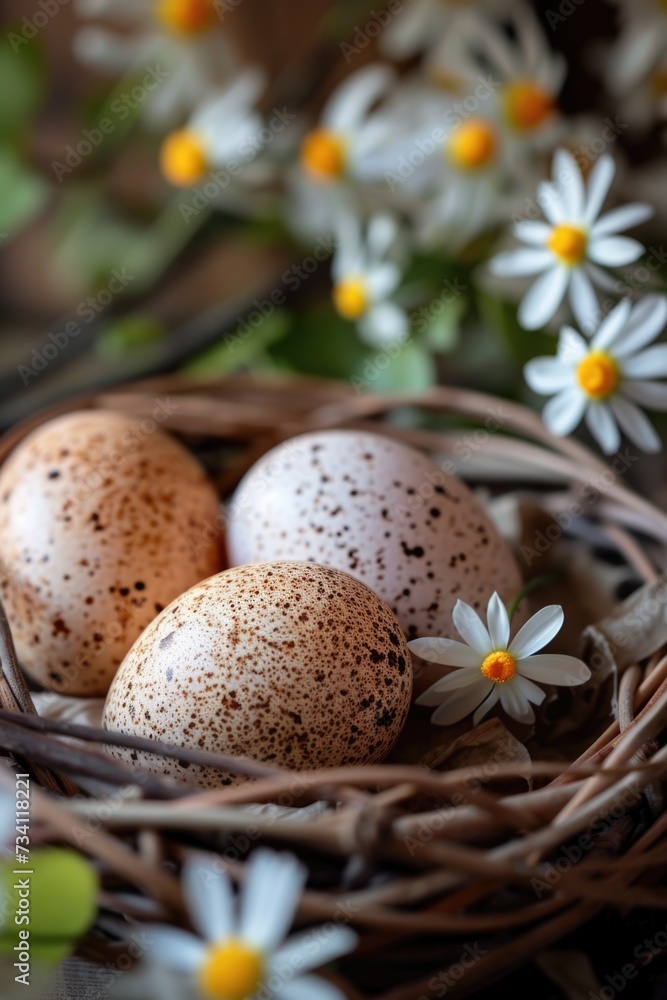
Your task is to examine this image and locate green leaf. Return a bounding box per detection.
[0,36,44,138]
[420,294,467,353]
[359,339,436,394]
[269,305,368,379]
[184,309,291,376]
[477,289,554,367]
[0,146,48,237]
[96,314,165,360]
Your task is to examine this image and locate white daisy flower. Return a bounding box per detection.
[524,296,667,454]
[379,0,513,61]
[331,213,408,346]
[409,593,590,727]
[73,0,235,127]
[159,69,265,188]
[144,849,357,1000]
[490,148,653,332]
[605,0,667,94]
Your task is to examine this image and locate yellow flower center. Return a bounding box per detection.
[300,128,347,182]
[447,119,498,171]
[547,224,588,265]
[156,0,217,35]
[576,351,619,400]
[160,129,208,187]
[333,277,369,320]
[481,650,516,683]
[504,80,556,131]
[199,939,265,1000]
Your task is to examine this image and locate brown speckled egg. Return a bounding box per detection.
[103,561,412,786]
[0,410,222,696]
[227,430,523,643]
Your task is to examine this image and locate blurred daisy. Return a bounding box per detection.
[380,0,513,61]
[74,0,235,126]
[144,849,356,1000]
[159,69,265,187]
[605,0,667,94]
[490,149,652,332]
[524,296,667,454]
[410,593,590,726]
[331,213,408,346]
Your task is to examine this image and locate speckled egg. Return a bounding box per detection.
[227,430,523,642]
[103,561,412,786]
[0,410,222,696]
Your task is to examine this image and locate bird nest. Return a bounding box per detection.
[1,373,667,999]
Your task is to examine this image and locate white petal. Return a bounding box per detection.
[623,379,667,411]
[359,302,408,346]
[276,974,348,1000]
[430,680,492,726]
[272,927,357,977]
[524,357,573,394]
[366,262,401,300]
[499,682,535,725]
[324,64,394,131]
[542,387,587,436]
[489,249,553,277]
[557,325,588,362]
[583,155,615,225]
[591,203,653,238]
[416,669,487,707]
[367,213,397,258]
[509,605,564,658]
[513,221,552,246]
[183,856,235,942]
[553,148,584,220]
[472,685,500,726]
[585,402,620,454]
[622,345,667,379]
[568,268,600,336]
[591,298,633,351]
[585,261,622,294]
[519,654,591,686]
[609,397,661,453]
[452,600,493,656]
[588,236,645,267]
[513,673,548,705]
[145,927,204,973]
[486,593,510,650]
[614,296,667,356]
[518,266,570,330]
[240,850,306,950]
[408,638,481,668]
[537,181,565,225]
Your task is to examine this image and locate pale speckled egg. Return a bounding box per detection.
[227,430,523,643]
[0,410,222,696]
[103,561,412,786]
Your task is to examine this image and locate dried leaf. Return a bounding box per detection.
[419,718,531,787]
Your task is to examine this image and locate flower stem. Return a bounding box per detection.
[507,569,565,622]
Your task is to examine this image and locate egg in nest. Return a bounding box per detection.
[0,410,222,696]
[103,561,412,786]
[227,430,523,642]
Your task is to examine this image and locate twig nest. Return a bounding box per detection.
[103,561,413,787]
[0,410,222,696]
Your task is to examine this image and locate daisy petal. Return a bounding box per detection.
[558,326,588,362]
[272,927,357,977]
[509,605,564,658]
[609,397,661,453]
[623,379,667,411]
[452,600,492,655]
[537,181,565,225]
[519,654,591,686]
[359,302,408,346]
[324,64,394,131]
[367,214,397,257]
[472,685,500,726]
[183,856,235,942]
[240,850,306,950]
[622,345,667,379]
[568,268,600,336]
[614,296,667,356]
[513,221,552,246]
[487,593,510,649]
[490,249,553,277]
[585,402,621,454]
[524,357,573,394]
[416,669,487,707]
[499,683,535,725]
[518,266,570,330]
[366,262,401,299]
[554,148,584,219]
[583,155,615,226]
[591,298,633,351]
[588,236,645,267]
[542,387,587,436]
[513,673,548,705]
[408,638,481,668]
[431,679,492,726]
[145,927,204,973]
[591,203,653,238]
[275,974,348,1000]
